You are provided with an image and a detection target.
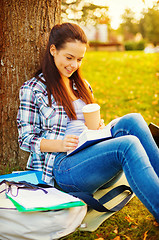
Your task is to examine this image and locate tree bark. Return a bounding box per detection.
[0,0,61,174]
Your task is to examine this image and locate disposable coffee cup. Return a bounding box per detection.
[82,103,100,130]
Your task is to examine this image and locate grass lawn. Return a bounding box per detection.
[81,51,159,127]
[63,51,159,240]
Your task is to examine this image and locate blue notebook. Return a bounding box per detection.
[0,170,45,185]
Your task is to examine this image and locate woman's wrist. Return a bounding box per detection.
[40,135,79,153]
[40,139,64,152]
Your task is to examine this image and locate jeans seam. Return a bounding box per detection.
[57,181,81,192]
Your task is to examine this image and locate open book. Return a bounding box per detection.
[67,126,112,156]
[67,118,121,156]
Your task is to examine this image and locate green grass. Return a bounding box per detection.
[81,51,159,126]
[63,51,159,240]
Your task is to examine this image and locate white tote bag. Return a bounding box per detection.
[0,182,87,240]
[0,171,133,239]
[0,207,87,240]
[0,180,87,240]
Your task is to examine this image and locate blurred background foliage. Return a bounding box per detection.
[118,4,159,47]
[61,0,110,25]
[61,0,159,49]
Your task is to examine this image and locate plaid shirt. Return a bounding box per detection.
[17,73,92,184]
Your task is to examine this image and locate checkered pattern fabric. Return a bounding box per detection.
[17,73,92,184]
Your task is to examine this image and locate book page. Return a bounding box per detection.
[67,125,112,156]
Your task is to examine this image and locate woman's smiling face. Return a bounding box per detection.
[50,40,86,79]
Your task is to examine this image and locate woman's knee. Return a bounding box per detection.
[123,113,144,124]
[112,113,146,138]
[119,135,142,154]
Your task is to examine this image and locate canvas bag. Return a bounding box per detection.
[80,173,134,232]
[0,204,87,240]
[0,179,87,240]
[0,171,133,240]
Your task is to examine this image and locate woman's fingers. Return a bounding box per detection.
[63,135,79,151]
[98,119,105,129]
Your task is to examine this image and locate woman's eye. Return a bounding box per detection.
[66,57,72,60]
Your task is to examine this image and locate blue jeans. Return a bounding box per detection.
[53,113,159,222]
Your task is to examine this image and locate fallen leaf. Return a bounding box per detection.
[152,100,158,105]
[143,231,148,240]
[131,225,138,229]
[114,227,118,234]
[123,235,131,240]
[113,236,120,240]
[153,221,159,227]
[125,215,138,225]
[155,72,159,77]
[95,238,104,240]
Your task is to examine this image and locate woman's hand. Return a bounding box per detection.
[62,135,79,152]
[98,119,105,130]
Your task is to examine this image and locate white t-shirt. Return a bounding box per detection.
[65,99,87,136]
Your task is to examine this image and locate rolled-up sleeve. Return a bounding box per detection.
[17,86,43,154]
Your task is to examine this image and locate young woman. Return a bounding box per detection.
[17,23,159,222]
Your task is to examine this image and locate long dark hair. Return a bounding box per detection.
[38,22,94,120]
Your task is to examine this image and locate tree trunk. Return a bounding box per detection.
[0,0,61,174]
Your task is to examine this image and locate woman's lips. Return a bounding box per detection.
[65,67,74,74]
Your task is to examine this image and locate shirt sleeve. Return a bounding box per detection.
[17,86,43,155]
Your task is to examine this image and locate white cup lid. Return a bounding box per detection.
[82,103,100,113]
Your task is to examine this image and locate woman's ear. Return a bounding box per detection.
[50,44,56,56]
